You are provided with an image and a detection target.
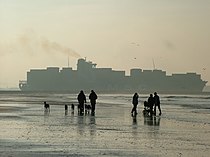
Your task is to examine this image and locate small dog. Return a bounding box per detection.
[44,101,50,111]
[85,104,92,114]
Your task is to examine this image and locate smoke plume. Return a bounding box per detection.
[0,32,81,58]
[41,38,80,58]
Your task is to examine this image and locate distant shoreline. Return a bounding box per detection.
[0,90,209,95]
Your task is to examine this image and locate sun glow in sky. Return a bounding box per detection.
[0,0,210,88]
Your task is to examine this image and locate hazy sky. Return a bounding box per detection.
[0,0,210,88]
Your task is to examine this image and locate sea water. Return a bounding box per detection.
[0,91,210,156]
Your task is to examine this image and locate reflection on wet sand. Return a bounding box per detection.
[77,115,85,135]
[44,110,50,116]
[64,110,68,116]
[76,114,96,136]
[143,116,161,138]
[77,115,97,136]
[132,116,137,125]
[144,116,161,127]
[42,105,97,137]
[132,116,138,136]
[43,109,50,125]
[89,115,96,136]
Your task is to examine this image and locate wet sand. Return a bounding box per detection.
[0,102,210,157]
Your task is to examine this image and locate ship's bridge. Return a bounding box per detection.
[77,58,97,72]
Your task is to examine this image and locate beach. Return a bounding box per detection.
[0,92,210,157]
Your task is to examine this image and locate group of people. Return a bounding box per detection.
[77,90,98,115]
[43,90,98,116]
[44,90,161,117]
[131,92,162,117]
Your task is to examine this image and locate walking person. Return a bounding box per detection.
[154,92,162,116]
[89,90,98,115]
[148,94,154,116]
[77,90,86,115]
[131,93,139,116]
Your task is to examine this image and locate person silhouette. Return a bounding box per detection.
[89,90,98,115]
[77,90,86,115]
[154,92,162,115]
[131,93,139,116]
[147,94,154,116]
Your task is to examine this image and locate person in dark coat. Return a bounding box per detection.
[77,90,86,114]
[154,92,162,115]
[89,90,98,115]
[131,93,139,116]
[148,94,154,116]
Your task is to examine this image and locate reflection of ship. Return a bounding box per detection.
[19,58,207,93]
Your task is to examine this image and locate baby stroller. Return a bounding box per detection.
[142,101,151,116]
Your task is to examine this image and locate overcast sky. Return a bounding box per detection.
[0,0,210,88]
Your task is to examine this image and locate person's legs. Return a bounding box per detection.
[154,104,157,115]
[158,104,162,115]
[78,103,82,114]
[150,106,153,116]
[131,104,137,115]
[91,103,95,114]
[81,102,84,113]
[134,104,137,115]
[131,106,135,114]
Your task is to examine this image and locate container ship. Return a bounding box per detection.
[19,58,207,93]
